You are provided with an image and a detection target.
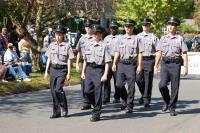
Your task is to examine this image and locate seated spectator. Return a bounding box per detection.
[4,43,31,82]
[18,33,33,76]
[0,55,8,83]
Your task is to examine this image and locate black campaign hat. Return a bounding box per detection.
[54,25,67,34]
[167,17,180,26]
[141,18,152,25]
[124,19,136,27]
[109,21,119,28]
[84,19,93,27]
[92,25,104,33]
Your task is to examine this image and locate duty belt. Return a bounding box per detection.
[162,56,182,64]
[143,56,155,60]
[120,58,137,65]
[51,64,67,69]
[87,63,104,68]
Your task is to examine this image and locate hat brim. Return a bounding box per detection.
[167,21,180,26]
[55,30,66,34]
[124,23,134,27]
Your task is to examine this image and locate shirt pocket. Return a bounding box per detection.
[50,49,57,59]
[162,42,169,52]
[128,45,137,56]
[96,49,104,64]
[171,44,180,54]
[59,51,68,62]
[119,43,125,54]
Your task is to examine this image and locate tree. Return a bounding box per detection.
[114,0,194,35]
[193,0,200,30]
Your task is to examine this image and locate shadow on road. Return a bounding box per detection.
[0,89,199,119]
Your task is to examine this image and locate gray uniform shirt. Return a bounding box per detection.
[115,34,144,60]
[157,34,188,57]
[104,34,121,56]
[137,32,159,56]
[84,40,112,65]
[76,34,94,56]
[46,41,74,65]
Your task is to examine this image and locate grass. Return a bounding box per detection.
[0,68,81,96]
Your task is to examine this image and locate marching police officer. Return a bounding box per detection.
[103,21,127,104]
[44,25,74,118]
[81,25,111,122]
[76,19,94,110]
[154,17,188,116]
[136,18,159,107]
[112,19,144,113]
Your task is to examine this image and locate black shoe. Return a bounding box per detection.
[81,105,91,110]
[138,97,144,105]
[112,99,120,103]
[144,103,150,108]
[120,104,127,110]
[90,115,100,122]
[162,104,168,112]
[125,106,133,113]
[50,114,61,119]
[103,100,110,105]
[169,108,177,116]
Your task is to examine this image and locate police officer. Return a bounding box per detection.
[76,19,94,110]
[103,21,127,104]
[136,18,159,107]
[154,17,188,116]
[44,25,74,119]
[81,25,111,122]
[112,19,144,113]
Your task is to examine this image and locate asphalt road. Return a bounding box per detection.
[0,76,199,133]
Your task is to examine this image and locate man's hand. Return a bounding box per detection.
[44,72,48,80]
[182,66,188,76]
[76,64,80,73]
[66,74,71,81]
[101,74,107,82]
[154,66,158,75]
[112,64,116,72]
[81,73,85,79]
[136,66,142,74]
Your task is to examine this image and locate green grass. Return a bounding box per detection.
[0,68,81,96]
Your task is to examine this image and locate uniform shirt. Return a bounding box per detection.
[104,34,121,56]
[137,32,159,56]
[157,34,188,57]
[76,34,94,56]
[46,41,74,65]
[115,34,144,60]
[84,40,112,65]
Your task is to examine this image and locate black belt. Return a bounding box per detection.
[120,58,137,65]
[143,56,155,60]
[87,63,104,68]
[162,56,182,64]
[51,64,67,69]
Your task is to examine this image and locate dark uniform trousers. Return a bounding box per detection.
[84,66,104,116]
[103,65,127,102]
[159,60,181,109]
[49,67,68,116]
[81,78,91,105]
[116,62,136,107]
[136,57,155,103]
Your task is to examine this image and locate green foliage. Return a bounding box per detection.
[115,0,194,35]
[179,23,196,34]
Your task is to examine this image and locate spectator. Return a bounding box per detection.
[0,55,8,83]
[4,43,31,82]
[18,33,33,75]
[8,25,20,57]
[0,28,8,56]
